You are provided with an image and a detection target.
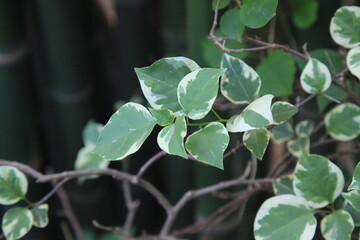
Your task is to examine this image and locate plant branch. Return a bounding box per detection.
[34,177,69,207]
[132,151,167,183]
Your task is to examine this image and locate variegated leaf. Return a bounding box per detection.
[272,175,295,196]
[93,103,156,160]
[342,190,360,212]
[325,103,360,141]
[0,166,28,205]
[287,136,309,157]
[149,108,175,127]
[177,68,225,120]
[157,116,187,158]
[270,122,295,143]
[348,162,360,191]
[330,6,360,48]
[293,154,345,208]
[135,57,200,113]
[220,54,261,104]
[2,207,34,240]
[300,58,331,94]
[347,46,360,80]
[31,204,49,228]
[185,123,229,170]
[227,94,274,132]
[295,120,314,137]
[254,194,316,240]
[320,210,354,240]
[271,101,298,124]
[243,128,270,160]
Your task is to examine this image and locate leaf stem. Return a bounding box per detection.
[187,119,228,127]
[211,109,224,120]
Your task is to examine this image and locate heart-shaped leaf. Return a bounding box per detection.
[287,136,310,157]
[185,122,229,169]
[295,120,314,137]
[157,116,187,158]
[149,108,175,127]
[240,0,278,29]
[135,57,200,113]
[270,122,295,143]
[293,154,345,208]
[221,54,261,104]
[227,94,274,132]
[325,103,360,141]
[0,166,28,205]
[300,58,331,94]
[346,46,360,80]
[243,128,270,160]
[330,6,360,48]
[178,68,225,120]
[320,210,354,240]
[272,175,295,196]
[2,207,34,240]
[254,194,316,240]
[93,103,156,160]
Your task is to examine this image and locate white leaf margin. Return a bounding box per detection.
[320,209,354,240]
[346,46,360,80]
[0,166,28,205]
[300,58,331,94]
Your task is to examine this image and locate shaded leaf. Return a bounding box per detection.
[135,57,200,113]
[257,50,296,96]
[342,190,360,212]
[272,175,295,195]
[271,101,298,124]
[348,162,360,191]
[293,154,345,208]
[343,201,360,226]
[295,120,314,137]
[287,136,309,157]
[157,116,187,158]
[0,166,28,205]
[240,0,278,29]
[31,204,49,228]
[320,210,354,240]
[254,194,316,240]
[330,6,360,48]
[93,103,156,160]
[149,108,175,127]
[316,84,348,113]
[300,58,331,94]
[185,123,229,169]
[178,68,225,120]
[221,53,261,104]
[289,0,318,30]
[212,0,231,10]
[325,103,360,141]
[227,94,274,132]
[220,8,245,42]
[243,128,270,160]
[270,122,295,143]
[82,120,103,146]
[2,207,33,240]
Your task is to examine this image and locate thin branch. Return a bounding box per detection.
[295,94,316,108]
[93,220,126,236]
[0,160,43,179]
[132,151,167,183]
[34,177,69,207]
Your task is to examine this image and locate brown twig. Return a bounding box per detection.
[132,151,167,183]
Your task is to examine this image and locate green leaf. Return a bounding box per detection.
[31,204,49,228]
[316,84,348,113]
[227,94,274,132]
[135,57,200,113]
[177,68,225,120]
[257,50,296,96]
[240,0,278,29]
[157,116,187,158]
[296,49,344,73]
[325,103,360,141]
[330,6,360,48]
[272,175,295,195]
[320,210,354,240]
[75,145,109,183]
[212,0,231,10]
[293,154,345,208]
[271,101,298,124]
[347,46,360,80]
[343,201,360,226]
[295,120,314,137]
[287,136,310,157]
[149,108,175,127]
[289,0,318,30]
[185,122,229,169]
[82,120,103,146]
[342,190,360,212]
[349,162,360,191]
[2,207,34,240]
[220,53,261,104]
[254,194,316,240]
[270,122,295,143]
[300,58,331,94]
[202,30,250,68]
[243,128,270,160]
[0,166,28,205]
[93,103,156,160]
[220,8,245,42]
